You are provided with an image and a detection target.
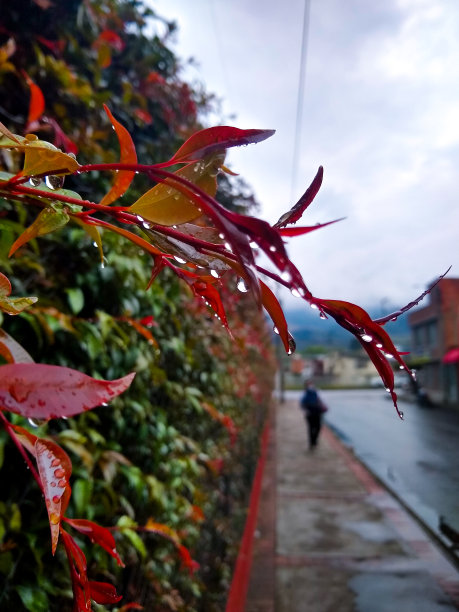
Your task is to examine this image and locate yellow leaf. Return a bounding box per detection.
[0,133,79,176]
[130,152,225,226]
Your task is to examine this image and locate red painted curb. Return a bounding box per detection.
[225,419,271,612]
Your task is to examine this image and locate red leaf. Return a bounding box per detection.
[259,280,290,353]
[100,105,137,205]
[134,108,152,124]
[94,30,125,52]
[60,530,91,611]
[89,581,123,604]
[22,71,45,125]
[35,438,72,553]
[0,272,11,296]
[278,218,344,237]
[64,518,125,567]
[0,363,135,419]
[177,544,200,573]
[274,166,323,228]
[118,604,144,611]
[168,126,275,164]
[191,279,231,334]
[316,299,411,417]
[0,329,34,363]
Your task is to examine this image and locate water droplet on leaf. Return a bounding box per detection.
[210,270,219,279]
[174,256,187,264]
[273,326,280,335]
[45,175,64,190]
[237,278,248,293]
[29,177,42,187]
[360,334,373,342]
[291,288,301,298]
[28,417,46,428]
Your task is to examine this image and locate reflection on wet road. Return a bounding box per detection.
[284,389,459,535]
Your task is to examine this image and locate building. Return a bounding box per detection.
[408,278,459,407]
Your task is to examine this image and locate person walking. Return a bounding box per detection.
[300,381,327,450]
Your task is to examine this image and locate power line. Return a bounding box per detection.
[290,0,311,204]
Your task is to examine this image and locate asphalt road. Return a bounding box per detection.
[284,388,459,542]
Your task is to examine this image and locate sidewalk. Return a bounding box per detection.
[246,400,459,611]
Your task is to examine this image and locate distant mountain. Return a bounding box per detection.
[282,305,411,353]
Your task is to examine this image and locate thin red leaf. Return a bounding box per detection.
[64,518,125,567]
[374,266,451,325]
[274,166,323,228]
[99,105,137,205]
[60,529,91,612]
[278,218,344,237]
[0,272,11,296]
[168,126,275,164]
[94,30,125,52]
[259,280,290,353]
[0,363,135,419]
[22,71,45,125]
[191,279,231,334]
[177,544,200,573]
[89,581,123,605]
[316,298,411,416]
[35,438,72,553]
[0,330,34,363]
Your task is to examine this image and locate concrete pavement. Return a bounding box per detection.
[246,400,459,611]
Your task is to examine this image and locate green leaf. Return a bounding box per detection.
[72,478,93,516]
[9,503,21,531]
[9,204,71,257]
[65,287,84,315]
[15,585,49,612]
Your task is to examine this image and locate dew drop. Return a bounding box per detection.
[210,269,219,279]
[218,233,225,239]
[172,225,178,229]
[273,326,280,335]
[385,387,391,393]
[249,241,258,249]
[385,353,394,359]
[376,343,383,348]
[52,495,61,504]
[319,312,326,319]
[54,468,65,479]
[291,288,301,298]
[50,482,57,487]
[92,241,98,248]
[281,271,292,282]
[28,417,45,428]
[45,175,64,190]
[399,411,404,419]
[310,303,319,310]
[58,479,66,488]
[237,278,248,293]
[224,242,232,251]
[29,177,42,187]
[391,317,398,322]
[51,458,60,467]
[174,256,187,264]
[399,365,405,370]
[360,334,373,343]
[269,246,276,252]
[142,220,152,229]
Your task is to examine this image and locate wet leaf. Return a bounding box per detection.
[190,278,231,333]
[274,166,323,228]
[0,133,80,176]
[64,518,124,566]
[74,218,104,264]
[9,204,70,257]
[168,126,275,164]
[278,218,344,237]
[89,581,123,604]
[130,153,224,225]
[0,363,135,418]
[259,280,290,353]
[100,105,137,205]
[0,272,38,315]
[35,438,72,554]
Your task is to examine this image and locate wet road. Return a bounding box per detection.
[284,389,459,539]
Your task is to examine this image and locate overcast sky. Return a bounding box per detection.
[152,0,458,312]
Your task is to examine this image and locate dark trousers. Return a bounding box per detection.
[306,413,322,448]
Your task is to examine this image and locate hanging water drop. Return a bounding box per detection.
[237,278,248,293]
[281,271,292,282]
[360,334,373,343]
[142,220,152,229]
[273,326,280,335]
[45,175,64,190]
[376,343,383,348]
[29,177,42,187]
[218,233,225,240]
[210,269,219,279]
[291,288,301,298]
[319,312,326,319]
[224,242,232,251]
[174,256,187,264]
[249,241,258,249]
[28,417,46,428]
[269,245,276,252]
[310,303,319,310]
[399,411,404,419]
